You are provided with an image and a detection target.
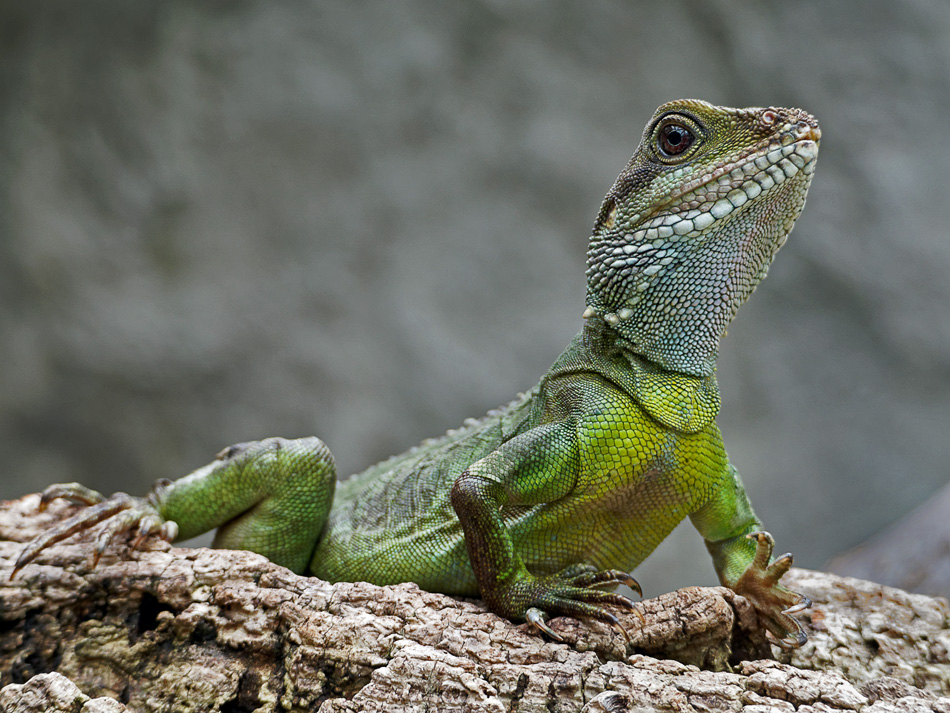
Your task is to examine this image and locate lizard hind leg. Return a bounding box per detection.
[169,436,338,575]
[14,436,337,579]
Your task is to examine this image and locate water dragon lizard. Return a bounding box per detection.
[14,99,820,646]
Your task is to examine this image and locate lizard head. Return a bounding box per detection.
[585,99,820,377]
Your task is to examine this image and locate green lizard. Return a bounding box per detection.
[14,99,819,646]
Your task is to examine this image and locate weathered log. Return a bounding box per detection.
[1,494,948,712]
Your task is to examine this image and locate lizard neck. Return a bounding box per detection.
[581,317,714,380]
[585,216,776,378]
[575,320,721,433]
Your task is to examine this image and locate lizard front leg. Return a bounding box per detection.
[690,463,810,647]
[14,436,336,577]
[451,422,639,639]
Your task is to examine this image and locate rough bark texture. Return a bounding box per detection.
[1,495,948,713]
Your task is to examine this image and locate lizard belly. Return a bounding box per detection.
[507,460,702,578]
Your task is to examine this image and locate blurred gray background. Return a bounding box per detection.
[1,1,948,598]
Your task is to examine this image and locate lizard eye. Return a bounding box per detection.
[657,123,695,158]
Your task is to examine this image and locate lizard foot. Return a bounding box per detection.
[509,564,643,641]
[733,531,811,648]
[11,480,177,579]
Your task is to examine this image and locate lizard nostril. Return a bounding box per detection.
[798,121,821,142]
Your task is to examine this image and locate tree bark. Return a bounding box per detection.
[1,494,948,712]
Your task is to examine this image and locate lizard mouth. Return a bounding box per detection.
[643,128,820,225]
[603,133,819,247]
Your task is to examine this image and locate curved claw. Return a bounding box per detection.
[769,594,811,648]
[616,572,642,598]
[611,618,631,643]
[783,594,812,616]
[574,589,637,610]
[768,553,794,582]
[521,570,648,644]
[767,614,808,649]
[526,607,563,641]
[571,569,643,597]
[610,569,643,599]
[131,513,166,550]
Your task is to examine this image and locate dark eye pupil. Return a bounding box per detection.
[659,123,694,157]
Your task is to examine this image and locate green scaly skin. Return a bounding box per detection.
[15,100,820,646]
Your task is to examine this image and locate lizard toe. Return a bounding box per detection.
[12,489,168,578]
